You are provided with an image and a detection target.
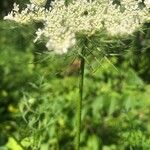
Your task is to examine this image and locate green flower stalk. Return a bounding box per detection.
[76,40,86,150]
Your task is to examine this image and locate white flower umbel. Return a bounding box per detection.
[4,0,150,54]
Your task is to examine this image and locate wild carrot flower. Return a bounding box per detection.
[4,0,150,54]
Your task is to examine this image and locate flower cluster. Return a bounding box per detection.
[144,0,150,9]
[4,2,47,24]
[104,0,150,35]
[4,0,150,54]
[30,0,47,6]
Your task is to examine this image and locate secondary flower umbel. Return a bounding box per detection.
[4,0,150,54]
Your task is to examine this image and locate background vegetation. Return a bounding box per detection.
[0,0,150,150]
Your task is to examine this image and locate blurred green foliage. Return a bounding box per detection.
[0,1,150,150]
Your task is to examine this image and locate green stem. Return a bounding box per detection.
[76,45,86,150]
